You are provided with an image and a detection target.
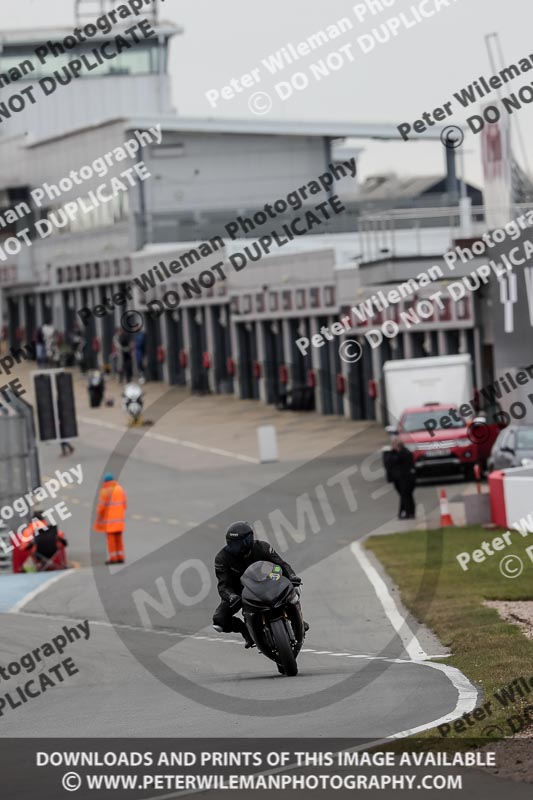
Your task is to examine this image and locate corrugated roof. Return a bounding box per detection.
[125,117,446,141]
[23,116,447,148]
[0,23,182,42]
[359,174,444,201]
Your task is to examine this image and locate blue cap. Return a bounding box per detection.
[104,473,114,482]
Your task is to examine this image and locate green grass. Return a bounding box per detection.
[365,525,533,742]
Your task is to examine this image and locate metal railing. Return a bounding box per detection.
[356,202,533,262]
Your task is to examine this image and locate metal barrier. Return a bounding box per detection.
[0,391,41,574]
[0,524,11,572]
[489,464,533,528]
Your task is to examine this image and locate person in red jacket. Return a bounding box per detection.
[93,473,127,564]
[24,514,68,571]
[13,513,49,573]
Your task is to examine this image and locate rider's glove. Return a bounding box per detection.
[290,576,302,586]
[289,585,302,603]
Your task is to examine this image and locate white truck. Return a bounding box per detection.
[382,355,497,480]
[383,355,473,427]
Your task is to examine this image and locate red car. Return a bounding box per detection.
[386,404,502,480]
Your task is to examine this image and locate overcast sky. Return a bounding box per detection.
[3,0,532,188]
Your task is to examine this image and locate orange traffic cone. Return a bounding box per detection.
[439,489,454,527]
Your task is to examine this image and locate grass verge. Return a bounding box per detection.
[365,525,533,743]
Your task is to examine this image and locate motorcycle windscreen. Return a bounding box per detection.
[241,560,293,605]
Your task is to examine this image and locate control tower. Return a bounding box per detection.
[75,0,160,25]
[0,0,181,142]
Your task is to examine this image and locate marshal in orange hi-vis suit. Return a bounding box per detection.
[93,473,127,564]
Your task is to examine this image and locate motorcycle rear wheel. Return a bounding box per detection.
[270,618,298,676]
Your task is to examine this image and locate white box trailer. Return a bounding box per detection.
[383,355,473,427]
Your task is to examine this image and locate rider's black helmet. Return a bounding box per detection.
[225,521,254,558]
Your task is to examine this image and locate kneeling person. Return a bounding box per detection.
[24,512,68,571]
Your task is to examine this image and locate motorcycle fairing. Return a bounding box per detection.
[241,560,293,608]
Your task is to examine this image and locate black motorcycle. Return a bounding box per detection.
[240,560,305,676]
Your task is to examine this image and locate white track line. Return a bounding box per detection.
[350,539,478,728]
[351,540,428,660]
[140,663,478,800]
[9,571,72,613]
[8,610,423,663]
[6,539,479,799]
[10,610,459,672]
[137,543,480,800]
[8,604,479,800]
[386,660,479,739]
[10,608,475,735]
[148,432,259,464]
[78,416,259,464]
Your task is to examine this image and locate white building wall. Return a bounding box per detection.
[0,75,173,142]
[142,133,329,214]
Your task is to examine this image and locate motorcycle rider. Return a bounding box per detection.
[213,521,305,648]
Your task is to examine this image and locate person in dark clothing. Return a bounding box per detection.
[135,330,146,383]
[68,326,85,371]
[60,441,75,456]
[35,327,46,367]
[213,521,304,648]
[388,438,416,519]
[119,331,133,382]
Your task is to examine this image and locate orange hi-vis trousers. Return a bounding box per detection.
[106,532,124,563]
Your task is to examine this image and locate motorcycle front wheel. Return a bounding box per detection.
[270,618,298,676]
